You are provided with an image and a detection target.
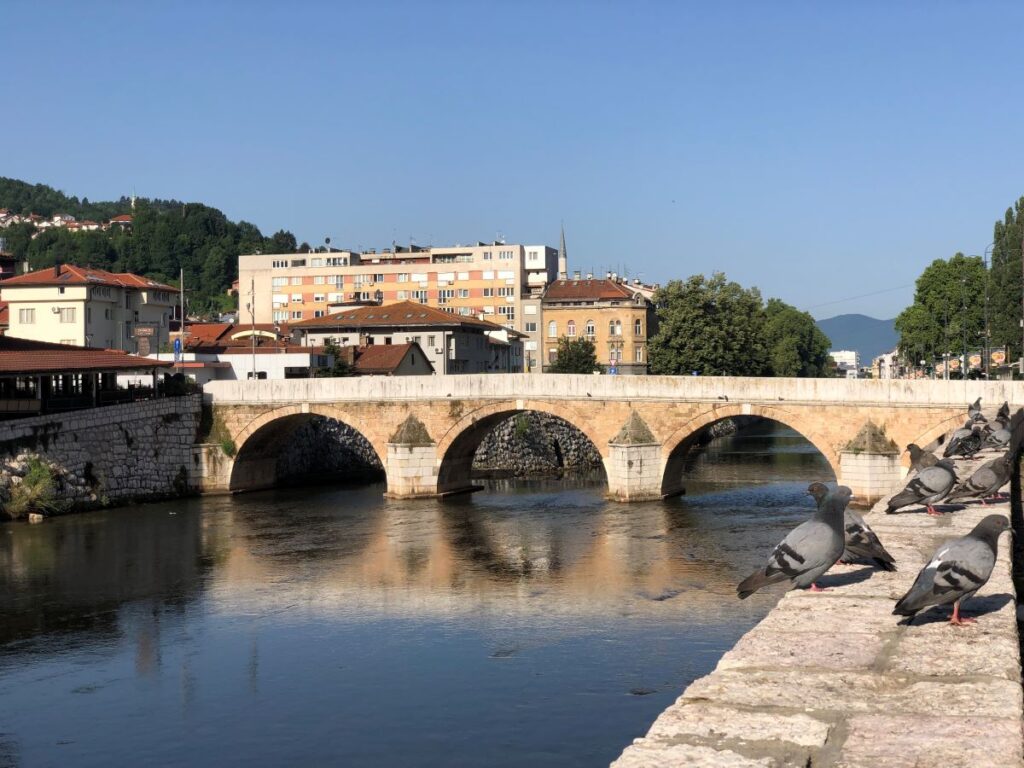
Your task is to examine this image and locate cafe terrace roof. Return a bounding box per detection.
[0,337,172,375]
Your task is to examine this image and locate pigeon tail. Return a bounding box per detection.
[736,568,788,600]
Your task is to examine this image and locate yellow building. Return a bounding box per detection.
[541,277,654,374]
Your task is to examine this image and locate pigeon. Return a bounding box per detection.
[997,401,1010,421]
[737,485,850,599]
[893,514,1009,625]
[907,443,939,473]
[808,483,896,571]
[968,397,986,424]
[984,424,1011,450]
[943,425,983,459]
[946,452,1014,505]
[885,459,957,516]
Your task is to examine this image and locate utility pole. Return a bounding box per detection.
[179,267,185,374]
[250,278,257,381]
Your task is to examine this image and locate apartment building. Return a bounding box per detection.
[290,300,524,374]
[0,264,177,353]
[238,240,560,368]
[541,277,655,375]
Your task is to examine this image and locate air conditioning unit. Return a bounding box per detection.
[435,348,444,354]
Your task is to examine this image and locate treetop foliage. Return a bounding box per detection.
[646,272,832,377]
[0,177,298,317]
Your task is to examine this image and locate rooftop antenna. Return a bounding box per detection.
[325,236,331,253]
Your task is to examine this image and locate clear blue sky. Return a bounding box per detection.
[4,1,1024,319]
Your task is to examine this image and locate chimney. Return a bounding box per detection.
[573,270,581,280]
[53,260,62,278]
[606,271,612,279]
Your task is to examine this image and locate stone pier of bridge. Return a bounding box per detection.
[197,375,1022,504]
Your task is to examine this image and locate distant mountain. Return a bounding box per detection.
[815,314,898,364]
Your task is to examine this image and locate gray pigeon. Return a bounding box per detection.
[737,485,850,599]
[943,425,983,458]
[946,452,1014,504]
[907,443,939,473]
[893,514,1009,625]
[997,401,1010,421]
[885,459,957,516]
[984,424,1011,450]
[808,483,896,570]
[968,397,985,424]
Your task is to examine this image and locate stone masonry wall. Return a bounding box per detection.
[0,395,202,515]
[275,416,384,483]
[472,412,603,475]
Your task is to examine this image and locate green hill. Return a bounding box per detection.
[815,314,898,363]
[0,177,299,316]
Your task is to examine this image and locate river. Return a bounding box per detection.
[0,422,832,767]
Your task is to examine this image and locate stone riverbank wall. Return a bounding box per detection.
[472,412,604,475]
[613,450,1024,766]
[0,395,202,515]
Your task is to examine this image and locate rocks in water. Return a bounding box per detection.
[472,412,603,476]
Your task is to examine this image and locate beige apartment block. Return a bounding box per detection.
[0,265,177,353]
[238,241,559,369]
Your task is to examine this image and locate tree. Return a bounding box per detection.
[763,299,833,377]
[989,198,1024,359]
[894,253,986,369]
[648,272,769,376]
[315,340,357,377]
[547,336,600,373]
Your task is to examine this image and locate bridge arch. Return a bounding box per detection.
[435,401,607,495]
[659,405,840,497]
[228,404,386,492]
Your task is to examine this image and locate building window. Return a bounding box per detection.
[548,320,557,338]
[499,250,514,259]
[397,273,409,283]
[290,310,303,319]
[311,258,323,267]
[374,274,385,282]
[427,335,436,348]
[59,307,76,323]
[609,319,622,336]
[498,306,515,321]
[483,251,492,260]
[314,275,325,285]
[397,291,408,300]
[585,319,595,337]
[314,310,326,318]
[634,318,643,336]
[497,286,514,297]
[525,322,537,333]
[326,257,348,267]
[273,310,288,322]
[313,294,326,303]
[87,307,91,324]
[290,259,306,267]
[18,308,35,324]
[635,346,644,363]
[458,289,469,298]
[567,320,576,337]
[439,289,454,305]
[272,276,287,287]
[413,290,428,303]
[548,348,558,363]
[291,276,302,286]
[483,288,494,297]
[272,260,288,268]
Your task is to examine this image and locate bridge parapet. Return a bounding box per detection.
[201,376,1021,500]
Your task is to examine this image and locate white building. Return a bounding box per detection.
[830,349,860,379]
[0,264,177,353]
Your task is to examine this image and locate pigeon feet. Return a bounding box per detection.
[926,506,942,517]
[950,603,976,626]
[807,583,829,593]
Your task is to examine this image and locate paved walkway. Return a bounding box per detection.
[613,449,1024,767]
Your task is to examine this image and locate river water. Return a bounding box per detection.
[0,423,831,767]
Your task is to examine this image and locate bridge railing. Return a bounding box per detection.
[202,374,1022,408]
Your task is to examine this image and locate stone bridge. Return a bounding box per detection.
[198,375,1022,503]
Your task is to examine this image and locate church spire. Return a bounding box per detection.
[558,222,568,279]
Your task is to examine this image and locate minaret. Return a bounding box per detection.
[558,223,568,279]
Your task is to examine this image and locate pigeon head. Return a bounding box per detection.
[907,443,922,458]
[833,486,853,505]
[806,482,830,503]
[972,515,1010,547]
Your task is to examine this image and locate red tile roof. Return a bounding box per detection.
[0,337,171,374]
[181,322,234,346]
[109,214,134,223]
[0,265,176,292]
[543,278,637,302]
[353,343,431,375]
[291,300,506,331]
